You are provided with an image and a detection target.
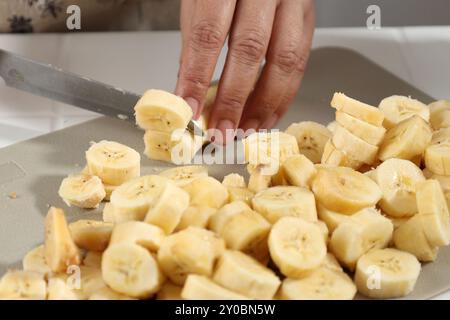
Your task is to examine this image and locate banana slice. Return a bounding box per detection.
[222,173,246,188]
[374,158,425,218]
[316,220,329,244]
[209,201,251,232]
[317,204,353,232]
[379,95,429,129]
[332,124,378,164]
[134,89,193,132]
[252,186,317,223]
[182,176,229,209]
[157,227,225,285]
[0,271,46,300]
[327,121,337,133]
[321,139,362,169]
[175,206,216,231]
[89,287,135,300]
[335,111,386,145]
[83,251,102,268]
[22,245,52,276]
[159,165,208,187]
[329,208,393,271]
[102,243,164,298]
[322,253,343,272]
[355,248,421,299]
[423,168,450,192]
[58,174,106,208]
[247,164,272,193]
[282,154,317,188]
[213,250,281,299]
[312,166,382,214]
[280,267,356,300]
[44,207,81,273]
[429,100,450,130]
[416,179,450,246]
[77,266,108,299]
[285,121,331,163]
[109,175,169,222]
[109,221,165,252]
[156,282,183,300]
[268,217,327,278]
[47,277,82,300]
[144,182,190,234]
[102,202,115,223]
[86,140,140,185]
[69,220,113,252]
[331,92,384,126]
[181,275,248,300]
[378,115,432,161]
[393,215,439,262]
[227,187,254,205]
[424,129,450,175]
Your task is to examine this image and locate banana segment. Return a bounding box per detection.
[44,207,81,273]
[182,176,229,209]
[227,187,254,205]
[285,121,331,163]
[22,245,51,276]
[355,248,421,299]
[252,186,317,223]
[47,277,82,300]
[86,140,140,185]
[247,164,272,193]
[335,111,386,145]
[69,220,113,252]
[222,173,246,188]
[159,165,208,187]
[102,243,164,298]
[429,100,450,130]
[321,139,362,169]
[134,89,193,132]
[268,217,327,278]
[0,271,46,300]
[424,128,450,175]
[331,92,384,126]
[156,282,183,300]
[181,275,248,300]
[332,124,378,164]
[213,250,281,299]
[109,221,165,252]
[379,95,429,129]
[157,227,225,285]
[374,158,425,218]
[175,206,217,231]
[58,174,105,208]
[282,154,317,188]
[312,166,382,214]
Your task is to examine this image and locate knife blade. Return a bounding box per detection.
[0,49,204,135]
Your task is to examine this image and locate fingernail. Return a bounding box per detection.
[265,114,279,129]
[240,118,260,132]
[215,119,235,145]
[184,97,199,119]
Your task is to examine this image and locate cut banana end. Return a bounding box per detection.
[175,206,217,231]
[182,176,229,209]
[282,154,317,188]
[159,165,208,187]
[331,92,384,126]
[102,243,164,299]
[321,139,362,169]
[332,124,378,164]
[285,121,331,163]
[181,275,248,300]
[379,95,429,129]
[424,134,450,176]
[335,111,386,145]
[268,217,327,278]
[109,221,165,252]
[58,174,106,208]
[0,271,47,300]
[355,248,421,299]
[213,250,281,299]
[429,100,450,130]
[69,220,113,252]
[134,89,193,132]
[156,281,183,300]
[86,140,140,186]
[22,245,52,276]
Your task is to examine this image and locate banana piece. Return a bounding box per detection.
[156,282,183,300]
[252,186,318,223]
[335,111,386,145]
[379,95,430,129]
[174,206,216,231]
[89,287,135,300]
[181,275,248,300]
[83,251,102,268]
[182,176,229,209]
[312,166,382,214]
[373,158,425,218]
[69,220,113,252]
[102,203,115,223]
[327,121,337,133]
[424,129,450,175]
[317,204,353,232]
[58,174,106,208]
[222,173,246,188]
[157,227,225,285]
[416,179,450,246]
[390,216,410,230]
[247,164,272,193]
[393,215,439,262]
[321,139,363,169]
[109,175,169,222]
[86,140,140,185]
[102,243,164,298]
[159,165,208,187]
[78,266,109,299]
[331,92,384,126]
[268,217,327,278]
[329,208,393,271]
[209,201,251,232]
[134,89,193,132]
[44,207,81,273]
[22,245,52,276]
[285,121,331,164]
[423,168,450,192]
[47,277,82,300]
[103,183,118,201]
[109,221,165,252]
[0,271,47,300]
[378,115,432,161]
[282,154,317,188]
[280,267,356,300]
[332,124,378,164]
[316,220,329,244]
[355,248,421,299]
[429,100,450,130]
[270,166,290,186]
[322,253,343,272]
[227,187,254,205]
[144,183,190,234]
[213,250,281,299]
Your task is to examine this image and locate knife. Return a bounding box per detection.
[0,49,204,135]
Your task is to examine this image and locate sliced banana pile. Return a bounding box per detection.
[2,90,450,301]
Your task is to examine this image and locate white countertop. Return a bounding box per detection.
[1,27,450,299]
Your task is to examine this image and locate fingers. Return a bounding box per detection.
[208,0,278,144]
[176,0,237,118]
[240,0,315,130]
